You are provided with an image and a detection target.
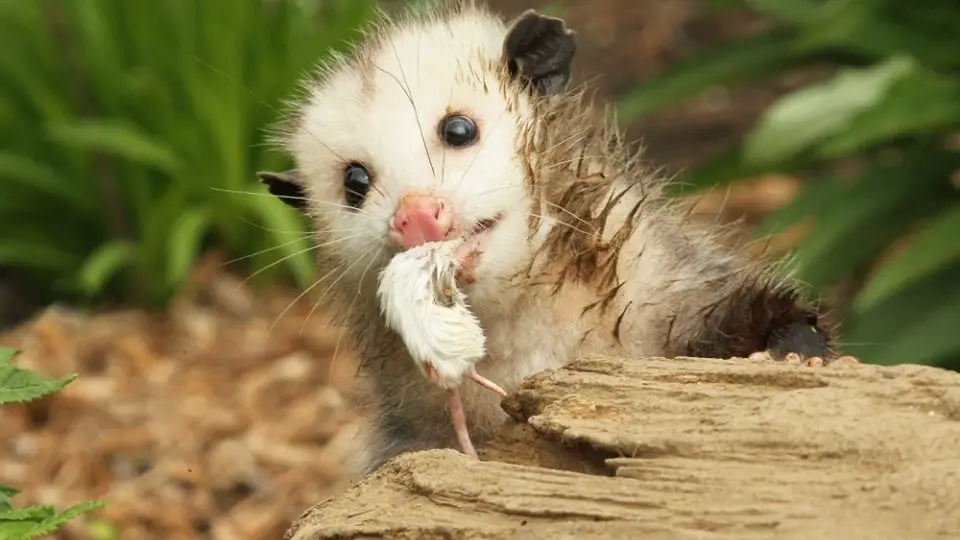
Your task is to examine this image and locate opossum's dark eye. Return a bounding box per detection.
[343,163,371,208]
[439,114,478,148]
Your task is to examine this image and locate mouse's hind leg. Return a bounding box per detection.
[447,388,478,458]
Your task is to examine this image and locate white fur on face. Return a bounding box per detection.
[287,9,536,296]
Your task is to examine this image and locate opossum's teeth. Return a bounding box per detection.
[453,214,502,281]
[456,215,501,255]
[469,216,500,237]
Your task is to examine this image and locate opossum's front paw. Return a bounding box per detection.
[761,320,861,367]
[748,350,862,367]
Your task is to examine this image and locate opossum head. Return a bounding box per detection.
[260,2,577,303]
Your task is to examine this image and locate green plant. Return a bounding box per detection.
[0,347,104,540]
[615,0,960,370]
[0,0,378,308]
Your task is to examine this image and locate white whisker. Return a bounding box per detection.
[239,232,368,287]
[298,242,383,336]
[325,245,386,382]
[220,235,315,267]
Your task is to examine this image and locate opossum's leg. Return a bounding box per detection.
[761,319,860,366]
[677,277,859,366]
[767,314,832,359]
[355,406,426,477]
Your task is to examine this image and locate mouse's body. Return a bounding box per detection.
[259,0,853,479]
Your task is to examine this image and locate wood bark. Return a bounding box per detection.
[285,356,960,540]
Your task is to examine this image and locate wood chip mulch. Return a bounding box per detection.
[0,253,365,540]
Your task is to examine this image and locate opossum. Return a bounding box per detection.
[257,0,858,479]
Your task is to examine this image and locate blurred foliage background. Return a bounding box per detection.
[0,0,958,370]
[613,0,960,370]
[0,0,377,309]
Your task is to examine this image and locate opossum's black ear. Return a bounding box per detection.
[503,9,577,97]
[257,170,308,212]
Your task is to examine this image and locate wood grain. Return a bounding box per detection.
[286,356,960,540]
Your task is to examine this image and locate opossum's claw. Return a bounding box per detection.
[748,350,862,367]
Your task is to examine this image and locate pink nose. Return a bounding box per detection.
[389,193,454,248]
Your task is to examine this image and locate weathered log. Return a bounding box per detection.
[285,356,960,540]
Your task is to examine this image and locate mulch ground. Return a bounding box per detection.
[1,254,368,540]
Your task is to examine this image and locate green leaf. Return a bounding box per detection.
[796,0,960,71]
[754,173,841,237]
[0,507,55,522]
[0,484,17,511]
[0,520,38,540]
[47,119,182,176]
[0,348,77,405]
[669,140,814,195]
[166,207,212,289]
[815,69,960,159]
[0,241,81,273]
[0,0,379,308]
[0,152,96,212]
[18,501,105,540]
[741,0,824,25]
[615,29,803,123]
[842,264,960,367]
[742,55,916,167]
[854,204,960,311]
[870,297,960,367]
[788,147,960,290]
[0,500,106,540]
[0,348,104,539]
[244,198,315,288]
[75,241,137,298]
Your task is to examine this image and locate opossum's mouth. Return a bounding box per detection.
[456,216,500,255]
[468,216,499,239]
[454,214,501,282]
